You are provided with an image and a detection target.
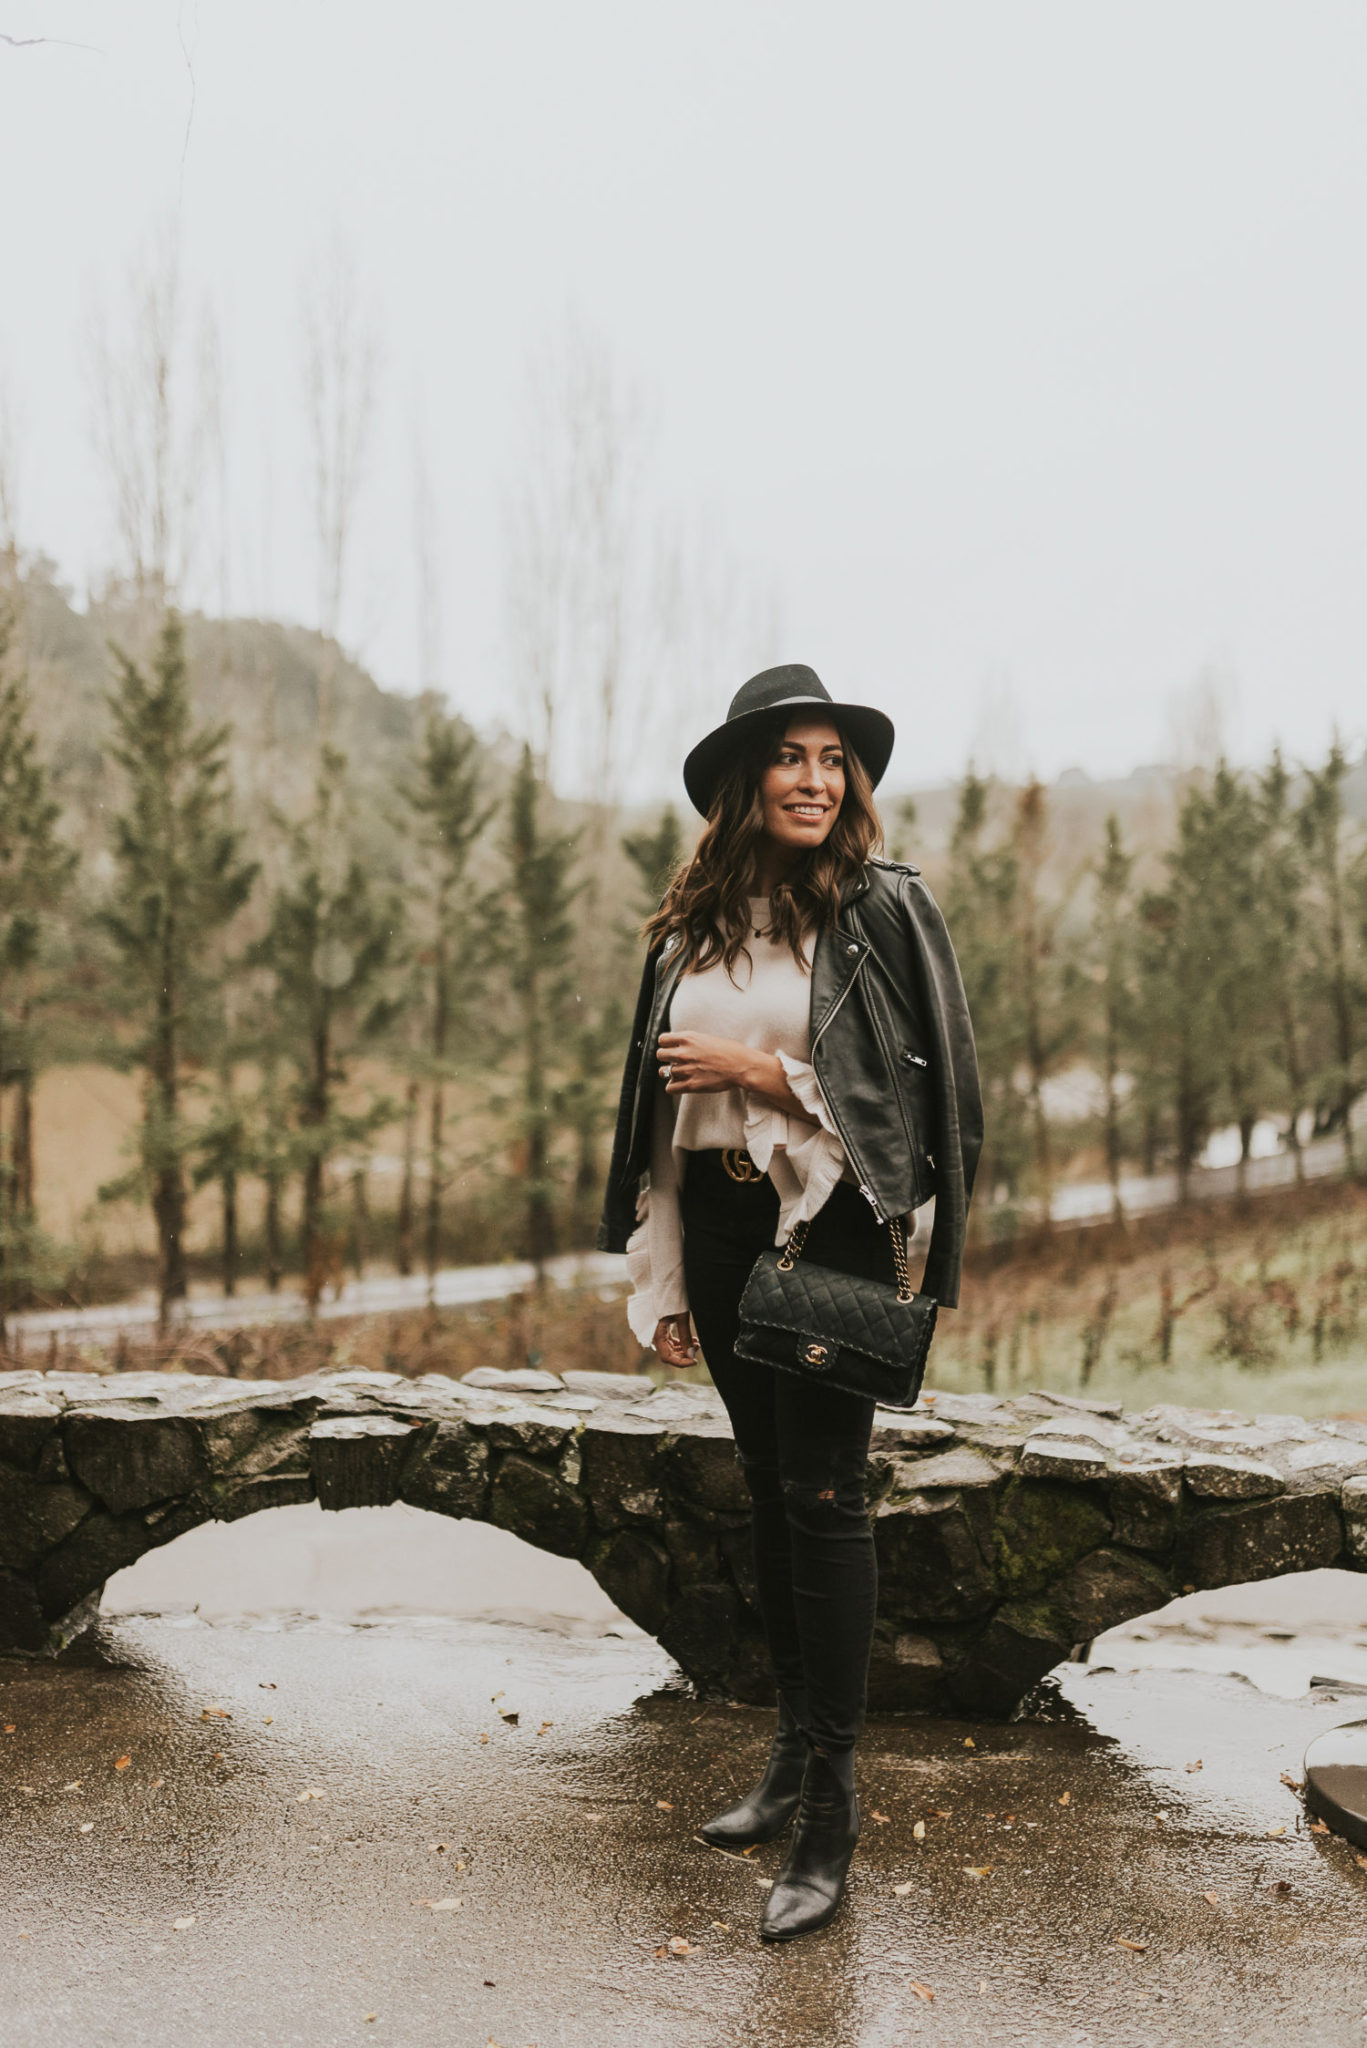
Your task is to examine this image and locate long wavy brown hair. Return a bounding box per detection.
[643,711,884,975]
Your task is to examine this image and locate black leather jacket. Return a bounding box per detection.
[596,857,983,1307]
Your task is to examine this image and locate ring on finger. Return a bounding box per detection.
[661,1063,673,1081]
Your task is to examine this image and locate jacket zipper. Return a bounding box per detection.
[809,945,885,1223]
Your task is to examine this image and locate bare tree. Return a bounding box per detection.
[505,318,646,807]
[300,241,379,744]
[86,224,220,630]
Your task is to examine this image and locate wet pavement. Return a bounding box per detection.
[5,1609,1367,2047]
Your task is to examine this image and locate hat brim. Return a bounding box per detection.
[682,699,895,817]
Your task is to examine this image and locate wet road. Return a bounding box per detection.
[5,1614,1367,2047]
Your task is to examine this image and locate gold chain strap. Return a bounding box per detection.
[777,1213,916,1304]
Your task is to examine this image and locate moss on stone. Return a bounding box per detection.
[993,1478,1111,1598]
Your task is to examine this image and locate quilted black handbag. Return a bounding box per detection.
[733,1212,938,1408]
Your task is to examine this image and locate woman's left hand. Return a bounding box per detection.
[657,1030,755,1095]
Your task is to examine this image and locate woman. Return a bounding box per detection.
[598,663,982,1941]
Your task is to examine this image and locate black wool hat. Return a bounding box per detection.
[682,663,895,818]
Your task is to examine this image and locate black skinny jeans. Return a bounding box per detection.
[680,1149,896,1753]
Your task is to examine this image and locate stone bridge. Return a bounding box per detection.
[3,1363,1367,1717]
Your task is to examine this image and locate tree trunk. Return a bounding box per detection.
[1103,993,1124,1227]
[524,1000,555,1287]
[221,1167,238,1297]
[12,1063,34,1219]
[396,1075,419,1277]
[264,1170,284,1292]
[350,1166,369,1281]
[151,962,187,1327]
[425,924,449,1291]
[302,1009,331,1312]
[425,1080,445,1287]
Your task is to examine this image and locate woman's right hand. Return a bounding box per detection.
[653,1313,698,1368]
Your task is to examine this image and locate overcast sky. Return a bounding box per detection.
[0,1,1363,796]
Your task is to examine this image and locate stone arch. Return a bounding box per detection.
[2,1366,1363,1717]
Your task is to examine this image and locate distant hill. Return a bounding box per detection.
[11,556,1364,892]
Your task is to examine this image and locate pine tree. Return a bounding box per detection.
[1135,779,1224,1202]
[943,773,1026,1225]
[0,607,77,1333]
[400,711,494,1283]
[99,611,256,1323]
[501,744,580,1279]
[1255,752,1310,1179]
[621,804,684,919]
[1198,764,1269,1194]
[1008,780,1083,1217]
[1298,742,1364,1175]
[255,749,397,1307]
[1090,813,1134,1223]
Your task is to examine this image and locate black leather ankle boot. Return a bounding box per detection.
[758,1742,859,1941]
[698,1697,809,1849]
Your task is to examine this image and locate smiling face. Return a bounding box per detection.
[757,716,846,860]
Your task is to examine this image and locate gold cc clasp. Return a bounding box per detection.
[802,1341,829,1367]
[721,1147,762,1183]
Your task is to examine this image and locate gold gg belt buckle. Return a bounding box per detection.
[721,1147,762,1183]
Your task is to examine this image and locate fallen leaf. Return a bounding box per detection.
[200,1707,230,1721]
[1280,1772,1303,1792]
[1265,1825,1286,1838]
[1117,1937,1147,1953]
[912,1820,926,1841]
[741,1844,758,1857]
[1268,1880,1293,1895]
[656,1800,674,1812]
[538,1721,553,1734]
[1310,1820,1329,1835]
[496,1709,519,1726]
[909,1981,935,2004]
[870,1810,891,1824]
[1202,1891,1220,1906]
[964,1737,976,1749]
[263,1717,272,1725]
[1058,1791,1071,1807]
[710,1920,731,1932]
[933,1808,952,1819]
[666,1936,697,1955]
[478,1732,489,1744]
[3,1724,13,1734]
[963,1865,993,1880]
[429,1842,449,1853]
[892,1881,914,1897]
[491,1691,504,1703]
[1354,1852,1367,1871]
[1185,1759,1203,1773]
[422,1898,462,1912]
[364,2016,376,2025]
[62,1781,81,1792]
[114,1756,131,1771]
[296,1789,326,1803]
[150,1778,164,1790]
[172,1916,196,1931]
[259,1682,276,1690]
[79,1822,94,1834]
[754,1876,773,1889]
